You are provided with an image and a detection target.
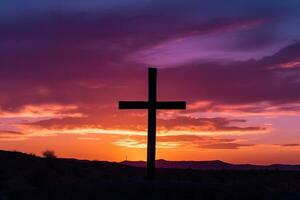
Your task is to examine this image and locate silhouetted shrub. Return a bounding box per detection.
[28,153,37,157]
[42,150,57,159]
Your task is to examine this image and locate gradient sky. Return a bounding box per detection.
[0,0,300,164]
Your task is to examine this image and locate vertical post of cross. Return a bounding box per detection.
[118,67,186,180]
[147,68,157,180]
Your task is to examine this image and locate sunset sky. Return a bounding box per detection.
[0,0,300,164]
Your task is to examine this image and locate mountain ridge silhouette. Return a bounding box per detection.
[121,159,300,170]
[2,150,300,171]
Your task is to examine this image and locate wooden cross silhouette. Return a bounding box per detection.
[119,68,186,179]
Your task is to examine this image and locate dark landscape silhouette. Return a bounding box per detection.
[1,150,300,200]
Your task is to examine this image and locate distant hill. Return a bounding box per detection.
[121,159,300,171]
[2,149,300,200]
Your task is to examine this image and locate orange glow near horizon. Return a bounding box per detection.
[0,102,300,164]
[1,131,300,164]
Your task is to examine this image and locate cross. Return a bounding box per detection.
[119,67,186,179]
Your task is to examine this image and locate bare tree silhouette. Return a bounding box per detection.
[42,150,57,159]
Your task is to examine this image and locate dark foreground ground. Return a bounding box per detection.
[1,150,300,200]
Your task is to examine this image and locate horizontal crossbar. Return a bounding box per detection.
[119,101,148,109]
[119,101,186,110]
[156,101,186,109]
